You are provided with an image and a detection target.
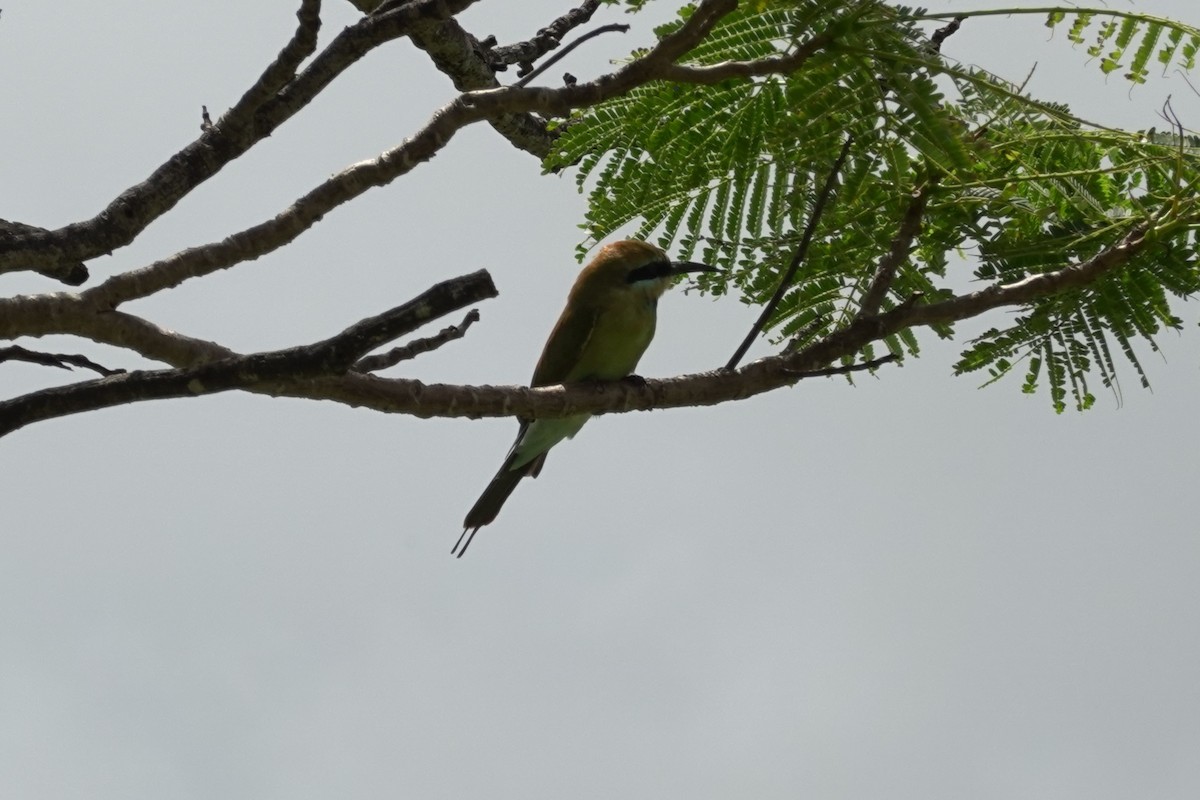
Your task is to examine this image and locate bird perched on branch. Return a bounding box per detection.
[454,239,716,557]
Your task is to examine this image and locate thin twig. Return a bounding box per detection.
[725,135,854,370]
[514,24,631,88]
[856,180,935,319]
[354,309,481,372]
[783,353,898,378]
[0,345,124,377]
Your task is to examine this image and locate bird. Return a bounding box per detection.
[454,239,716,557]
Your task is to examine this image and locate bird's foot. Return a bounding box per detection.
[619,374,648,388]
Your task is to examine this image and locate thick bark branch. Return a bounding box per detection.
[0,219,89,285]
[405,16,559,157]
[346,0,562,157]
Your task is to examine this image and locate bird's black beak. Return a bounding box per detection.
[668,260,719,276]
[627,259,720,285]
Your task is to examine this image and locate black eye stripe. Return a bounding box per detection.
[626,261,671,284]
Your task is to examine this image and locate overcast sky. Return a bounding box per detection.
[3,1,1199,798]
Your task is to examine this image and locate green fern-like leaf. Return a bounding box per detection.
[551,1,1200,410]
[1043,10,1200,80]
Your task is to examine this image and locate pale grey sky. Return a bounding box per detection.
[3,1,1199,798]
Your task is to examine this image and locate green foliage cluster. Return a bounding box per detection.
[1046,9,1200,84]
[547,1,1200,411]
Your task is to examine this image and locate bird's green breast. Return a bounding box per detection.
[567,295,658,382]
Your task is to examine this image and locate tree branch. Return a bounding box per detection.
[726,136,853,371]
[0,218,88,285]
[0,0,482,280]
[856,180,934,319]
[785,353,899,379]
[83,0,755,310]
[0,270,497,438]
[489,0,603,76]
[347,0,565,157]
[0,345,124,377]
[657,29,837,85]
[224,0,323,127]
[513,24,631,89]
[1,224,1151,439]
[354,309,481,372]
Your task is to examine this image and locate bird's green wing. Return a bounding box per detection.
[530,299,600,387]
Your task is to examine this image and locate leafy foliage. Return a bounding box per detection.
[545,1,1200,411]
[1044,9,1200,84]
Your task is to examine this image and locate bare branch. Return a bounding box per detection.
[0,345,124,377]
[726,136,854,371]
[489,0,603,75]
[857,180,935,319]
[0,0,482,280]
[223,0,323,127]
[354,309,481,372]
[348,0,569,157]
[785,354,899,379]
[405,16,559,157]
[0,219,88,285]
[0,270,497,438]
[84,0,757,309]
[514,24,631,89]
[273,223,1156,419]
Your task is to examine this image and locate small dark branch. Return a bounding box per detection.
[0,0,481,279]
[783,353,899,379]
[514,24,631,88]
[304,270,497,371]
[488,0,602,75]
[0,345,124,377]
[856,180,935,319]
[0,219,88,285]
[657,29,837,85]
[354,309,481,373]
[929,15,966,54]
[219,0,322,129]
[200,105,214,132]
[725,135,854,371]
[0,271,497,438]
